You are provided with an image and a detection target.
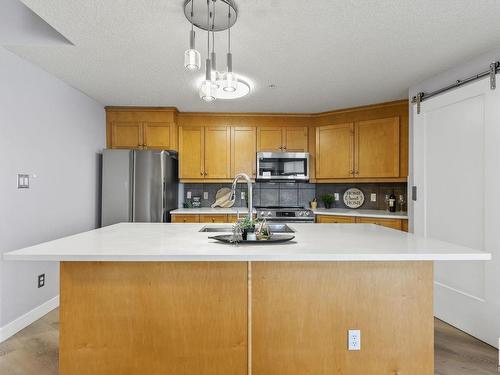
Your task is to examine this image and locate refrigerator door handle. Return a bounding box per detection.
[160,151,166,222]
[131,150,136,222]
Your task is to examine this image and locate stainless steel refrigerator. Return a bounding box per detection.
[101,149,178,226]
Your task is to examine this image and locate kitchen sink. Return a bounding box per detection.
[199,223,295,233]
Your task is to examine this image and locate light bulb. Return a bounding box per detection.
[184,49,201,71]
[199,80,217,102]
[223,72,237,92]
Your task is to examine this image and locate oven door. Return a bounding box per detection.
[256,152,309,181]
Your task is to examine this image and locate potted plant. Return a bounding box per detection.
[238,217,256,240]
[321,194,334,209]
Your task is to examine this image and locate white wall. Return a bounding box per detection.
[0,46,104,335]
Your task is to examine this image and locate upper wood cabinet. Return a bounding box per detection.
[143,122,172,149]
[316,117,401,180]
[231,127,257,178]
[257,126,308,152]
[179,126,204,179]
[284,127,308,151]
[111,121,143,149]
[179,126,230,180]
[106,108,177,150]
[355,117,399,178]
[316,123,354,179]
[204,127,231,179]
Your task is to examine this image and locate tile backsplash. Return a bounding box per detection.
[181,182,407,211]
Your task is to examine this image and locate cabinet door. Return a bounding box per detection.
[355,117,400,178]
[144,122,172,150]
[199,214,228,223]
[257,127,283,151]
[179,127,204,179]
[316,215,355,223]
[204,127,231,179]
[355,217,402,230]
[231,127,257,178]
[316,123,354,179]
[111,121,143,149]
[171,214,200,223]
[284,127,308,152]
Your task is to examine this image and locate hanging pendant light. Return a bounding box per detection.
[199,0,216,102]
[223,3,237,92]
[184,0,201,71]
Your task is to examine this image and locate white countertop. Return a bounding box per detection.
[4,223,490,262]
[313,208,408,219]
[172,207,250,214]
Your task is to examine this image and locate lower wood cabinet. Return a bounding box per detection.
[199,214,228,223]
[315,215,408,231]
[171,214,199,223]
[316,215,355,223]
[60,261,432,375]
[355,216,402,230]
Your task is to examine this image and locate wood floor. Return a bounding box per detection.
[0,309,497,375]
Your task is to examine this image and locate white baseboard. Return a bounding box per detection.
[0,295,59,343]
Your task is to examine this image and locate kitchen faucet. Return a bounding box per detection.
[230,173,253,222]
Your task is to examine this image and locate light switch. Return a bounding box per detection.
[186,191,192,199]
[334,193,340,201]
[17,174,29,189]
[241,191,246,200]
[370,193,377,202]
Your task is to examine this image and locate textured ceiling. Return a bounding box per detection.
[6,0,500,112]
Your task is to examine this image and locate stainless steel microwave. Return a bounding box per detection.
[256,152,310,181]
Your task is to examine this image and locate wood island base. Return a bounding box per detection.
[60,261,433,375]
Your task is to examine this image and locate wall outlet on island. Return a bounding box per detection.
[334,193,340,201]
[348,329,361,351]
[241,191,245,200]
[203,192,208,200]
[371,193,377,202]
[186,191,192,199]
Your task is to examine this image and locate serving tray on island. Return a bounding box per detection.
[209,234,295,244]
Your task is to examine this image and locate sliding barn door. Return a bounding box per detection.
[413,77,500,347]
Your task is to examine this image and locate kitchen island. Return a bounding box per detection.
[5,223,490,375]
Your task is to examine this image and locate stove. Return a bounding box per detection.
[254,205,315,223]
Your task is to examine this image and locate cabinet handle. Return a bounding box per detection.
[200,172,203,176]
[204,172,208,176]
[283,146,287,150]
[278,146,282,150]
[349,170,354,175]
[211,218,215,223]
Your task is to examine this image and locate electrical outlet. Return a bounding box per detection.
[203,192,208,200]
[17,174,29,189]
[241,191,245,200]
[348,329,361,351]
[370,193,377,202]
[334,193,340,201]
[38,274,45,288]
[186,191,192,199]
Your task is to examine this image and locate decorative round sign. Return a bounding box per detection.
[343,188,365,209]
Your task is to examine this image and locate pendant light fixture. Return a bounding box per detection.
[184,0,249,101]
[184,0,201,71]
[199,0,216,101]
[223,2,237,92]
